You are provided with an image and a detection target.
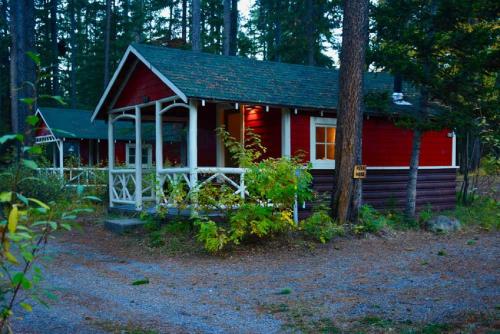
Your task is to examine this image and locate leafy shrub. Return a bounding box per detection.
[195,218,229,253]
[452,196,499,230]
[300,210,344,243]
[480,155,500,176]
[190,127,313,253]
[230,203,295,241]
[0,166,66,203]
[354,205,388,234]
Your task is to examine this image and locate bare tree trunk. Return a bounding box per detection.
[273,2,281,62]
[405,128,422,218]
[10,0,36,136]
[0,0,9,132]
[405,1,437,218]
[332,0,369,223]
[229,0,238,55]
[181,0,187,42]
[69,0,77,109]
[103,0,112,87]
[223,0,231,55]
[191,0,201,51]
[50,0,59,95]
[167,2,174,41]
[305,0,315,65]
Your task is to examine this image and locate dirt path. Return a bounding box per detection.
[12,224,500,333]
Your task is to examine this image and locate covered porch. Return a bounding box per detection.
[107,95,293,211]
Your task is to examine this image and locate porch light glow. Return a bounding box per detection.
[202,99,206,106]
[294,108,298,115]
[266,105,269,112]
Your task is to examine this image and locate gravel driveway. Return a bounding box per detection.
[12,224,500,333]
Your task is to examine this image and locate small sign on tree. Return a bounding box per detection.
[353,165,367,179]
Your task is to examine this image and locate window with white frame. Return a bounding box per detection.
[126,143,153,167]
[310,117,336,169]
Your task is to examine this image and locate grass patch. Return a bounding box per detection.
[91,319,159,334]
[142,216,204,255]
[259,299,499,334]
[437,250,447,256]
[451,197,500,230]
[278,288,292,295]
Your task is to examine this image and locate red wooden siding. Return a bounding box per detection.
[244,106,281,159]
[98,140,108,166]
[114,62,175,109]
[363,117,452,166]
[198,104,217,166]
[80,140,89,165]
[289,113,452,167]
[291,113,310,161]
[115,142,126,164]
[36,121,51,137]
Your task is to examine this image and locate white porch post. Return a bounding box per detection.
[155,101,163,205]
[58,139,64,176]
[108,114,115,207]
[135,106,143,210]
[52,142,56,168]
[281,108,291,157]
[451,131,457,167]
[215,104,225,167]
[188,100,198,188]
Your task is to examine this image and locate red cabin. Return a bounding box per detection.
[85,43,457,213]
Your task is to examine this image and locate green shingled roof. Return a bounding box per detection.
[38,107,183,141]
[132,43,397,110]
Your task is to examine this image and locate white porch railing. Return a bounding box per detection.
[156,167,246,207]
[110,168,156,205]
[37,167,108,188]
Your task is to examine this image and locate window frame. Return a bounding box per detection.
[310,117,337,169]
[125,143,153,167]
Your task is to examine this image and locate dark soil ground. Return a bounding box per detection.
[12,221,500,334]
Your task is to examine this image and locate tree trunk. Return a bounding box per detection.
[69,0,77,109]
[273,2,281,62]
[0,0,9,132]
[405,128,422,218]
[305,0,315,65]
[181,0,187,42]
[223,0,231,55]
[50,0,59,95]
[103,0,112,87]
[191,0,201,51]
[10,0,36,136]
[331,0,369,223]
[229,0,237,55]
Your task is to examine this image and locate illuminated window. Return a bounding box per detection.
[310,117,336,168]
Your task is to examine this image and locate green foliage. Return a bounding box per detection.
[354,205,388,234]
[300,210,344,243]
[452,197,499,230]
[0,66,101,330]
[418,206,434,226]
[191,129,313,253]
[0,166,66,203]
[480,155,500,176]
[195,218,229,253]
